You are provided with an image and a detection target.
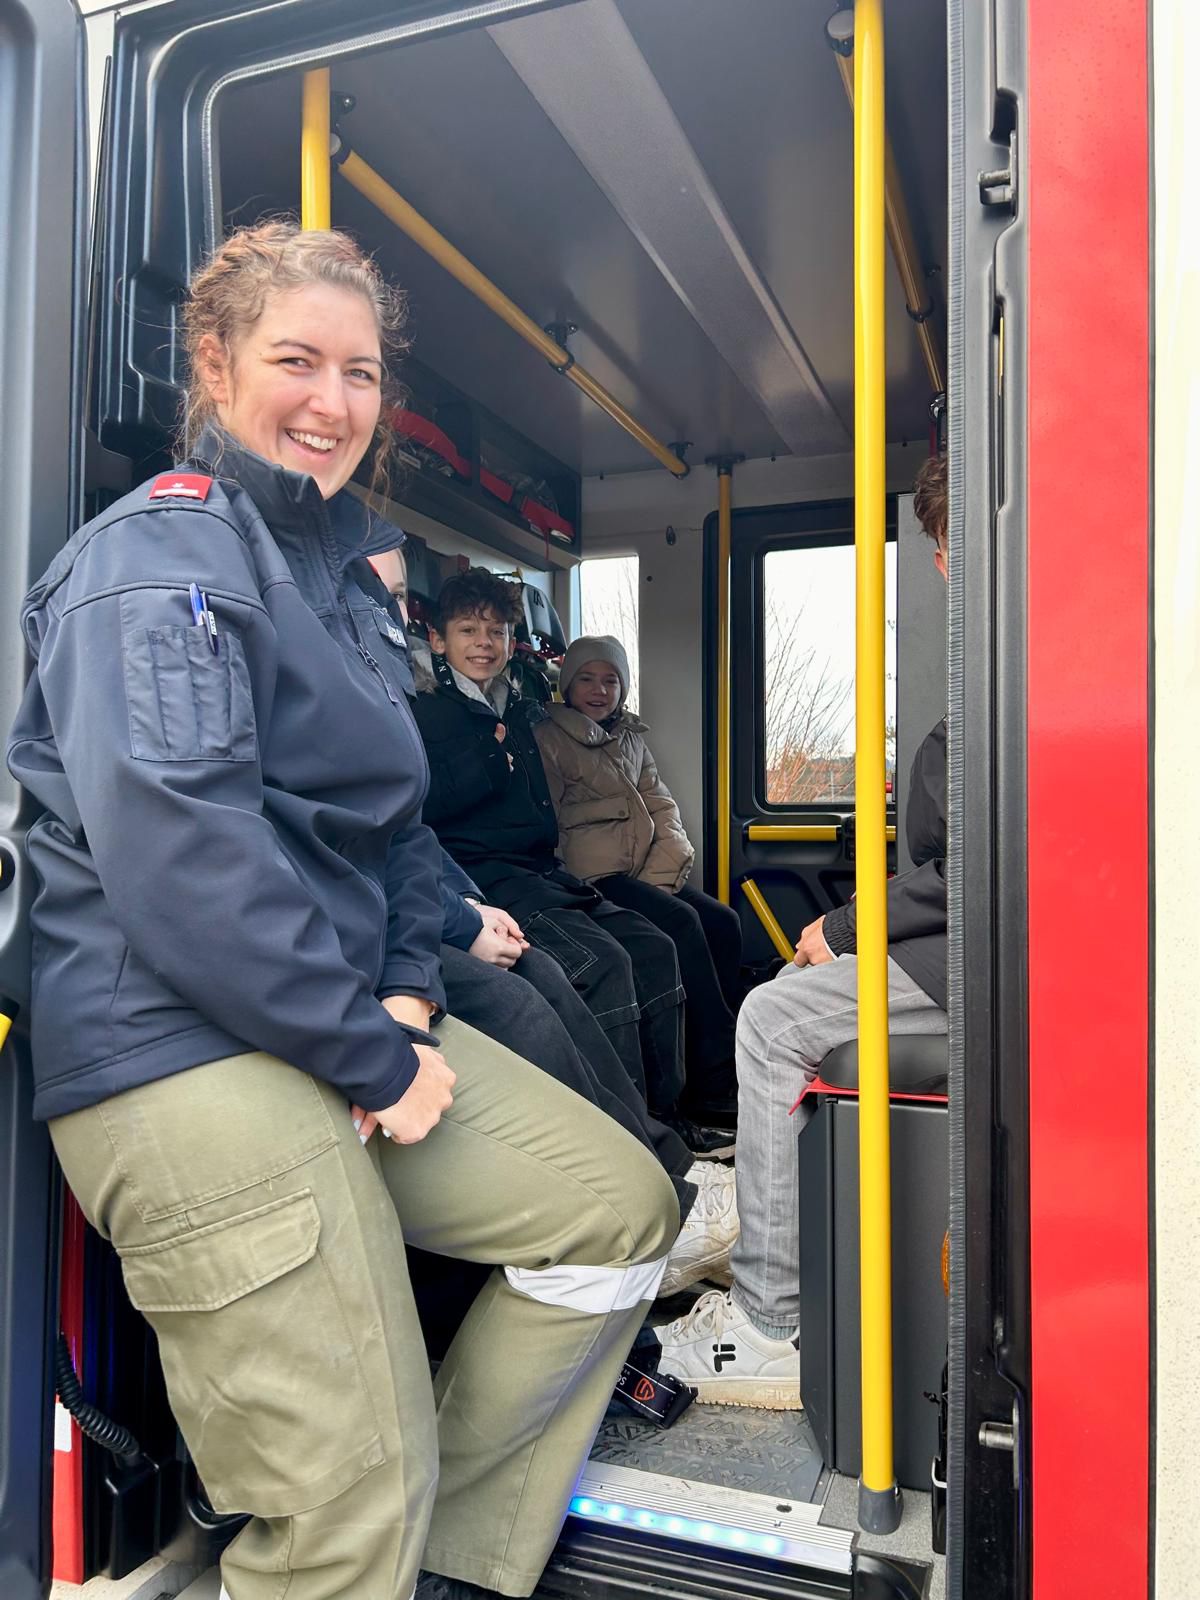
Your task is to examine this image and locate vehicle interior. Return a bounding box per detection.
[46,1,961,1596]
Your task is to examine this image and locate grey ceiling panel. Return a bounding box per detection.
[489,0,850,455]
[215,0,948,476]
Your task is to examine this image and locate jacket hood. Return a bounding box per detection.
[544,701,648,745]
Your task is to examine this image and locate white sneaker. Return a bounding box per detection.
[653,1289,802,1410]
[659,1163,738,1297]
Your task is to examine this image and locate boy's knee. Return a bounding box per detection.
[598,933,635,987]
[735,978,778,1055]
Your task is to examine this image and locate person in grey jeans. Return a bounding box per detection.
[654,453,951,1408]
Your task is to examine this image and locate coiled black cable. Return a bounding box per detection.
[55,1334,143,1463]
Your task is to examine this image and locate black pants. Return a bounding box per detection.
[439,942,695,1218]
[595,875,743,1102]
[519,901,686,1116]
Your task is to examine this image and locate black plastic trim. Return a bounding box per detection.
[538,1521,851,1600]
[0,0,85,1589]
[945,1,1030,1596]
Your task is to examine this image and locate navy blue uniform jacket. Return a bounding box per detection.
[7,433,445,1120]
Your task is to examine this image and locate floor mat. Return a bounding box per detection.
[590,1399,825,1504]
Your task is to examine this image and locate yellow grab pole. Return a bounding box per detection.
[853,0,901,1535]
[832,46,943,395]
[740,879,794,962]
[301,69,331,230]
[709,457,739,904]
[336,149,688,479]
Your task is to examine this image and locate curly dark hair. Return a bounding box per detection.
[431,567,524,635]
[912,452,948,544]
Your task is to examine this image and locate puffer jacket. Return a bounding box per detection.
[534,704,694,891]
[6,429,445,1121]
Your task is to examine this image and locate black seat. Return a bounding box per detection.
[818,1034,948,1096]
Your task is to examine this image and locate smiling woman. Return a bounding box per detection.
[180,222,408,499]
[9,217,680,1600]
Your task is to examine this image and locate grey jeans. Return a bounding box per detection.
[730,956,947,1338]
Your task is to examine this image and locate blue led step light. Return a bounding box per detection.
[568,1496,784,1557]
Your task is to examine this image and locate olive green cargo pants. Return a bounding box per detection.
[49,1017,679,1599]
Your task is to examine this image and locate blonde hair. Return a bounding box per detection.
[180,221,408,499]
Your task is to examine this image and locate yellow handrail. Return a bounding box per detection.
[853,0,901,1535]
[831,40,943,395]
[746,824,897,843]
[740,879,794,962]
[301,69,331,230]
[714,462,734,903]
[336,149,689,480]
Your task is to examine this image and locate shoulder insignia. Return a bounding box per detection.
[149,473,213,502]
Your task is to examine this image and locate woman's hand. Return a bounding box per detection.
[494,722,514,769]
[351,1044,456,1146]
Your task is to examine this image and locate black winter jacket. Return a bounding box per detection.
[7,432,445,1120]
[823,718,947,1009]
[412,658,600,924]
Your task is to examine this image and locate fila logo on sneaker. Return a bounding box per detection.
[712,1342,737,1373]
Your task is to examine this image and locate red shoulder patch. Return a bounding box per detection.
[148,472,213,502]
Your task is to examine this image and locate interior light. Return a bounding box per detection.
[569,1496,788,1562]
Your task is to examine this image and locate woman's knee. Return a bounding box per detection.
[617,1149,680,1265]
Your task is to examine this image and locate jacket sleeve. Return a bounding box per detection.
[437,849,485,952]
[439,846,484,904]
[823,857,947,956]
[414,705,512,825]
[636,745,695,890]
[378,819,448,1009]
[30,583,420,1113]
[823,719,947,955]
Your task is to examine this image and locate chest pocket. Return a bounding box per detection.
[123,624,256,763]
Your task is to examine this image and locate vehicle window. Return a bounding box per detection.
[578,555,640,711]
[762,542,897,806]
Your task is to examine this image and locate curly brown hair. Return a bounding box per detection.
[431,567,524,635]
[912,451,948,545]
[180,220,408,500]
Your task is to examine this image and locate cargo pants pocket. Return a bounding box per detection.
[119,1188,385,1517]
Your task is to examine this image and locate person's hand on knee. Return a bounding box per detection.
[793,915,835,968]
[352,1045,456,1145]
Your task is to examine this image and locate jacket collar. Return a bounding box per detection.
[546,702,647,745]
[191,426,404,568]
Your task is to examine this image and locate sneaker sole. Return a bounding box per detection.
[689,1380,804,1411]
[658,1248,735,1298]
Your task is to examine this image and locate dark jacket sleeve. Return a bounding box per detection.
[824,719,947,956]
[437,847,485,951]
[413,697,512,824]
[378,819,448,1009]
[31,582,420,1113]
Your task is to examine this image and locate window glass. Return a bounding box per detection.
[577,555,640,711]
[762,542,897,805]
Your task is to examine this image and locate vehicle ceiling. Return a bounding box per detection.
[218,0,947,479]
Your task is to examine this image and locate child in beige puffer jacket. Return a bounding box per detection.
[536,636,745,1127]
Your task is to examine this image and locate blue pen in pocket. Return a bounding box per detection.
[188,582,220,655]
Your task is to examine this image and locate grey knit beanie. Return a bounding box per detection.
[558,635,630,707]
